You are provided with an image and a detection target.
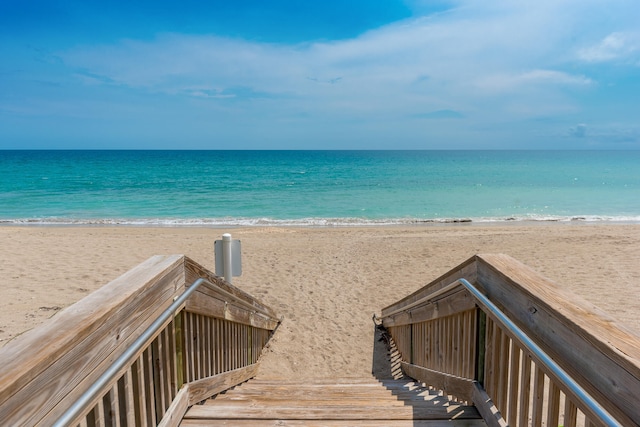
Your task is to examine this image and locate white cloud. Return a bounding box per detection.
[476,70,593,92]
[578,32,640,63]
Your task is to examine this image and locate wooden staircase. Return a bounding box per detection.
[180,376,486,426]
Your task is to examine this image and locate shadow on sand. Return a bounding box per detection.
[371,321,404,380]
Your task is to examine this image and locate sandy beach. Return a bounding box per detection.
[1,224,639,379]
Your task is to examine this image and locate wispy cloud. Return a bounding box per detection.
[578,32,640,63]
[60,11,593,113]
[475,70,593,93]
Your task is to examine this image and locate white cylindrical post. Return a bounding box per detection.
[222,233,233,283]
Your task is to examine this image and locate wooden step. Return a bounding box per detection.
[181,377,485,426]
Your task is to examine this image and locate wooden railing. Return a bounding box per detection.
[0,255,279,426]
[380,254,640,427]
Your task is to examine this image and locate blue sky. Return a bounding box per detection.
[1,0,639,149]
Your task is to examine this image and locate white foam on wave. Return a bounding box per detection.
[2,214,640,227]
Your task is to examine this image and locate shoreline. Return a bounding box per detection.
[2,216,640,228]
[2,223,639,378]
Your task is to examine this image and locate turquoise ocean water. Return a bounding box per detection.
[1,150,639,226]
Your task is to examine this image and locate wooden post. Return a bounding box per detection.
[175,313,185,390]
[475,309,486,385]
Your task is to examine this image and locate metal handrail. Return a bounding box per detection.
[53,277,207,427]
[457,278,621,427]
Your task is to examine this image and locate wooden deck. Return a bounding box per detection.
[180,376,486,426]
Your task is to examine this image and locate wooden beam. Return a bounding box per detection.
[184,258,278,319]
[185,290,278,330]
[381,256,478,317]
[383,288,476,328]
[187,364,260,406]
[401,362,475,402]
[471,382,508,427]
[157,385,191,427]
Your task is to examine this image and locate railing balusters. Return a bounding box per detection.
[497,328,510,414]
[135,355,147,427]
[564,393,578,427]
[381,269,629,427]
[518,353,532,427]
[507,341,521,426]
[547,381,561,427]
[531,364,545,427]
[143,348,156,426]
[63,277,277,426]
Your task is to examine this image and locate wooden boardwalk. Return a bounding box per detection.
[181,376,486,426]
[2,254,638,426]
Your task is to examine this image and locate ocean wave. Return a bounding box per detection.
[2,214,640,227]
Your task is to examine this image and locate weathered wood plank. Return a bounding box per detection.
[401,362,475,402]
[245,378,414,385]
[185,289,278,330]
[381,255,478,317]
[531,365,545,427]
[564,398,578,427]
[546,382,561,427]
[181,420,488,427]
[157,385,190,427]
[382,288,476,328]
[184,257,278,320]
[207,398,415,407]
[215,385,444,401]
[187,364,259,406]
[506,341,521,426]
[517,351,533,426]
[185,404,481,420]
[471,382,508,427]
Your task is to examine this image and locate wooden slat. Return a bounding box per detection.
[381,256,478,316]
[96,396,107,427]
[401,362,475,402]
[132,356,147,427]
[483,318,497,398]
[564,398,578,427]
[496,327,510,413]
[123,369,136,426]
[531,365,545,427]
[506,341,521,426]
[151,338,166,419]
[157,385,190,427]
[383,288,476,328]
[181,420,488,427]
[186,405,480,420]
[546,382,561,427]
[183,257,278,320]
[471,382,508,427]
[186,290,279,331]
[187,364,260,405]
[464,309,477,379]
[143,347,157,426]
[517,352,533,426]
